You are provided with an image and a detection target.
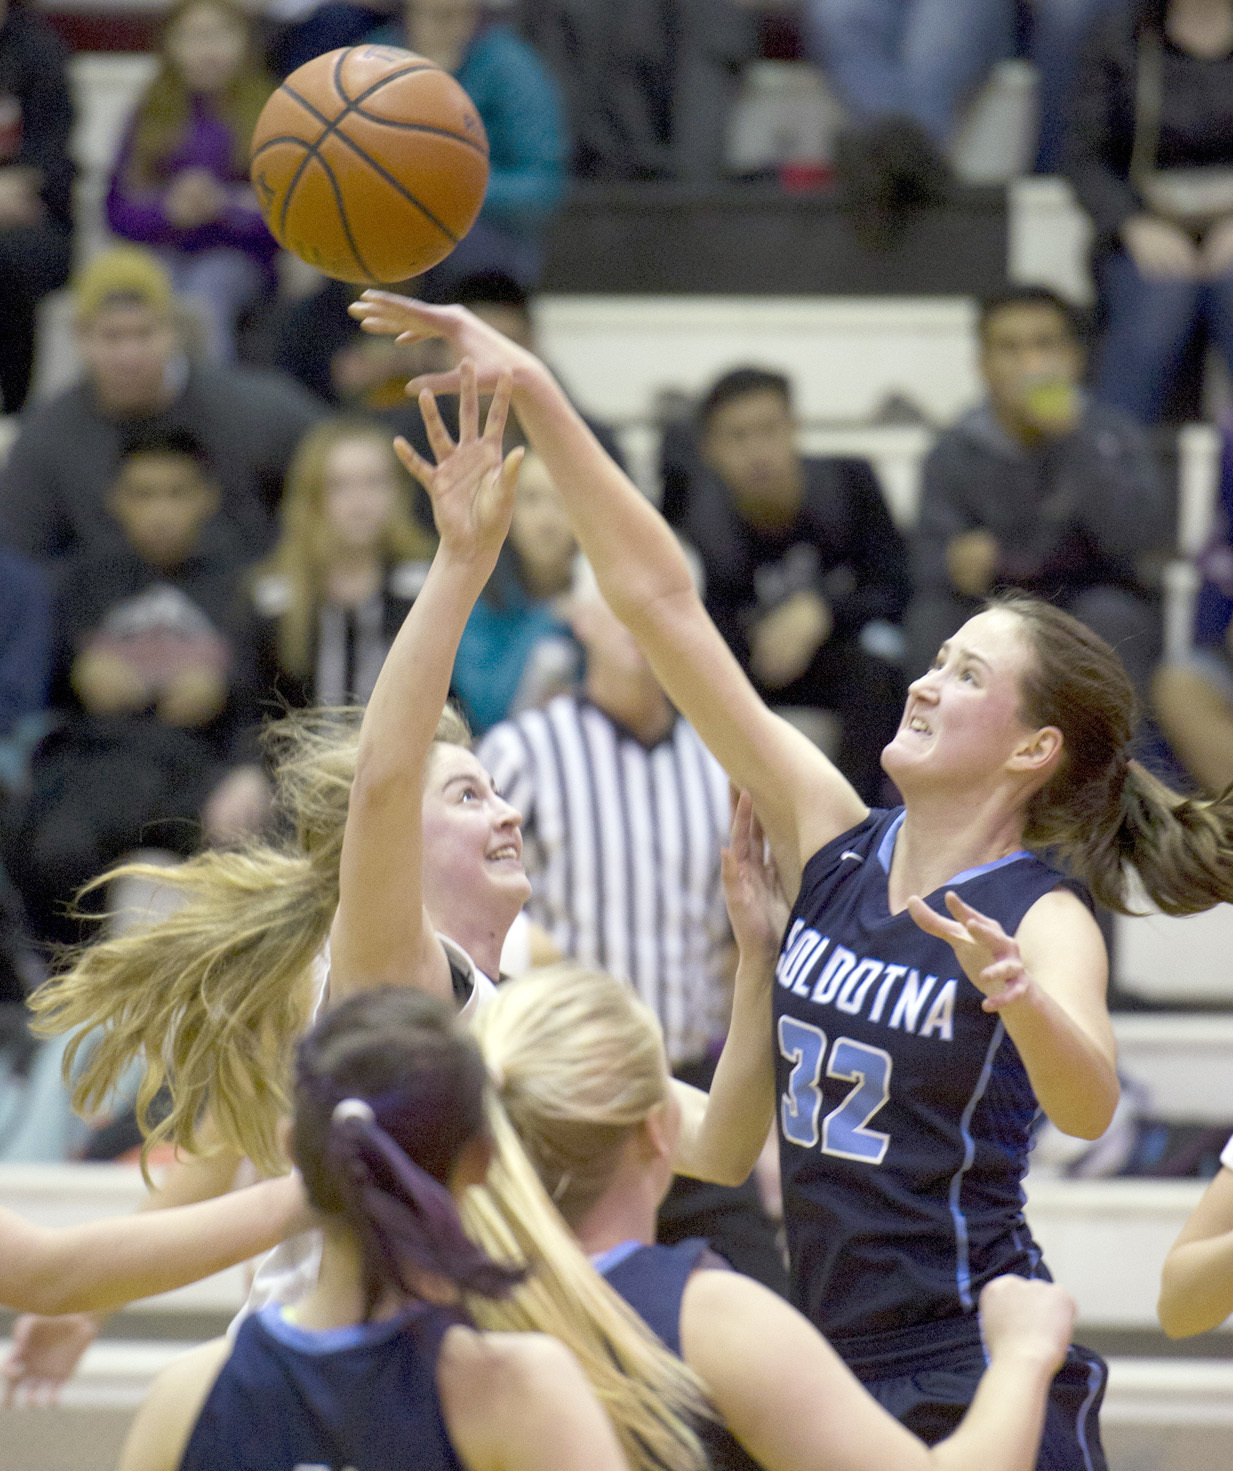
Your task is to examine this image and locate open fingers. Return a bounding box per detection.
[391,434,435,490]
[419,387,456,464]
[907,894,967,945]
[458,356,479,443]
[483,369,515,446]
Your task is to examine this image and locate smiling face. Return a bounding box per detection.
[882,607,1058,797]
[419,743,531,950]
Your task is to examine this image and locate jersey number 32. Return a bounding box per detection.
[778,1015,892,1164]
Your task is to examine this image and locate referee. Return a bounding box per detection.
[478,570,787,1293]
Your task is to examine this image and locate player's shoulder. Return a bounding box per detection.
[120,1338,231,1471]
[440,1324,576,1399]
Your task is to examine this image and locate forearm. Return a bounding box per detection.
[929,1348,1057,1471]
[673,957,776,1186]
[1159,1232,1233,1337]
[7,1177,302,1316]
[999,986,1118,1139]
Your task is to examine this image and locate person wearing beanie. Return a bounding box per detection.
[0,246,325,564]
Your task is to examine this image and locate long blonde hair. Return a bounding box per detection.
[28,705,470,1177]
[461,964,711,1471]
[259,418,436,678]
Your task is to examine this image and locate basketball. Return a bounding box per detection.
[249,44,489,285]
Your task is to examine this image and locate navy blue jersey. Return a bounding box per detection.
[179,1303,464,1471]
[775,807,1078,1372]
[600,1240,761,1471]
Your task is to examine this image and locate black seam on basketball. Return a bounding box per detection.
[333,49,439,110]
[340,111,488,155]
[273,132,318,242]
[280,82,459,244]
[308,151,379,283]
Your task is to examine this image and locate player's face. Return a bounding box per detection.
[167,2,248,95]
[420,744,531,933]
[882,608,1041,790]
[322,436,400,554]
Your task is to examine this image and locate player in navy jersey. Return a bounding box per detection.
[473,953,1077,1471]
[351,290,1233,1470]
[117,988,628,1471]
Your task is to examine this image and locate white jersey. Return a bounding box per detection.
[231,934,496,1329]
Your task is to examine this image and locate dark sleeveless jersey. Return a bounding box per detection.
[179,1303,465,1471]
[601,1240,762,1471]
[775,807,1078,1374]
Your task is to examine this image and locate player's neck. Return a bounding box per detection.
[290,1226,376,1330]
[572,1171,659,1258]
[887,797,1028,913]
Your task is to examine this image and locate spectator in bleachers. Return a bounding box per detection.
[0,541,49,750]
[365,0,566,295]
[1029,0,1129,173]
[1151,414,1233,791]
[679,366,910,805]
[106,0,278,363]
[905,286,1171,697]
[519,0,756,184]
[1065,0,1233,424]
[247,416,434,710]
[12,426,266,947]
[451,449,579,734]
[0,247,325,563]
[0,0,74,414]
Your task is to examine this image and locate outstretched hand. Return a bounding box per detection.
[394,358,523,566]
[722,790,789,972]
[907,890,1032,1013]
[349,291,541,399]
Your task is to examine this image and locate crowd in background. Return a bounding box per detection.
[2,0,1233,1177]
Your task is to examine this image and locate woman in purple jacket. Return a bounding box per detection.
[106,0,276,361]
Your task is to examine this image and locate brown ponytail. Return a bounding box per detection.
[1000,594,1233,915]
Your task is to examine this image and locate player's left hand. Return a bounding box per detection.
[722,790,789,972]
[393,357,522,567]
[907,890,1032,1012]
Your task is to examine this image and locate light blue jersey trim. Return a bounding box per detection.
[948,1021,1006,1312]
[875,809,1033,885]
[589,1240,643,1275]
[261,1303,407,1355]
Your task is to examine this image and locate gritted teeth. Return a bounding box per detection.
[488,844,520,860]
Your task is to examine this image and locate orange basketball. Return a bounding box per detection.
[249,44,489,285]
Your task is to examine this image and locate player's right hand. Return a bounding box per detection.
[2,1311,103,1407]
[348,293,545,400]
[977,1275,1074,1373]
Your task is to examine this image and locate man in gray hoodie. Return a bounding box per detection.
[905,285,1171,695]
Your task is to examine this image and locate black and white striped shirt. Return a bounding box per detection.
[477,694,732,1067]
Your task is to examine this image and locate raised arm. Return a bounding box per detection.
[673,792,780,1186]
[681,1269,1072,1471]
[0,1174,305,1317]
[329,363,521,1002]
[349,294,869,897]
[1159,1163,1233,1338]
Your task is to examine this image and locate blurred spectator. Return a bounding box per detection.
[1030,0,1129,173]
[247,416,434,710]
[264,0,391,77]
[451,449,579,734]
[680,366,910,805]
[804,0,1016,145]
[270,274,447,409]
[906,286,1171,695]
[519,0,756,183]
[12,427,265,947]
[1065,0,1233,424]
[478,575,788,1293]
[0,247,325,563]
[106,0,278,363]
[1152,412,1233,790]
[366,0,566,294]
[0,542,48,746]
[0,0,73,414]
